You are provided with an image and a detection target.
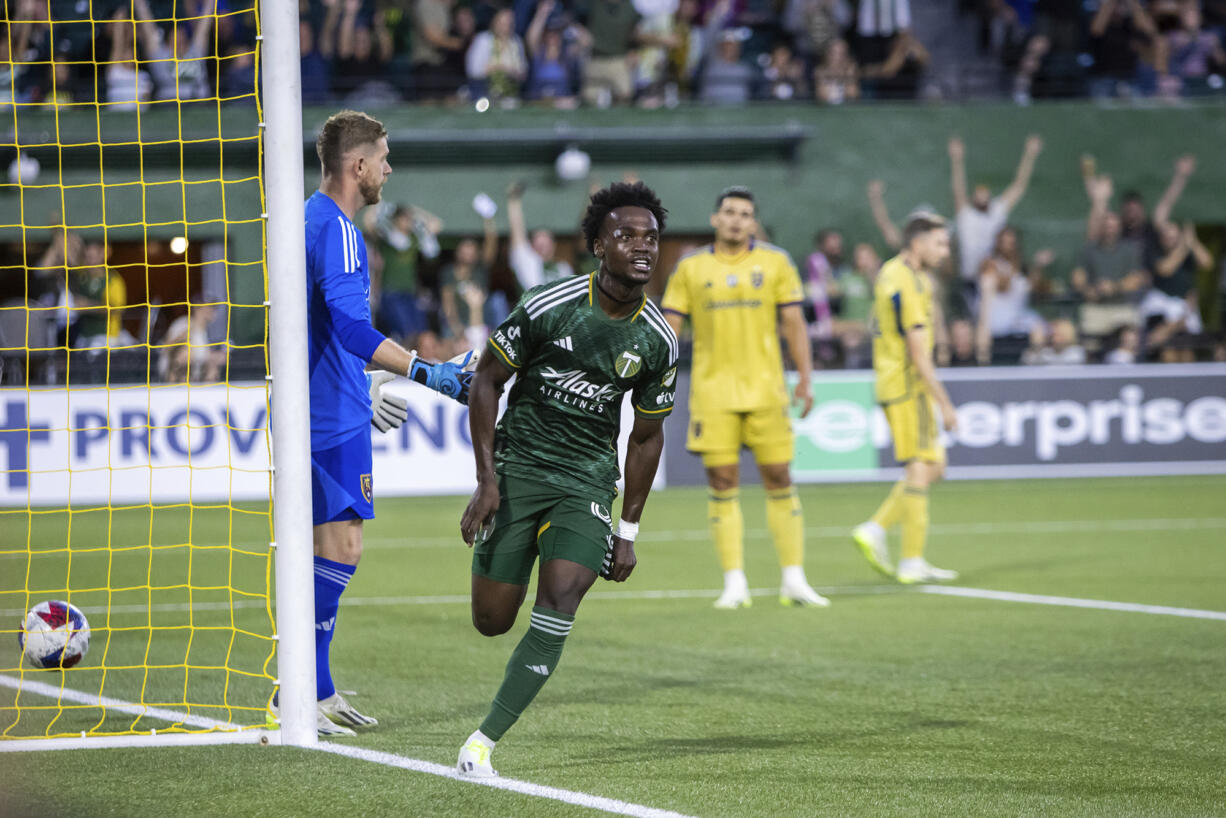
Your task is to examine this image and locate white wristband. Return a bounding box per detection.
[616,519,639,542]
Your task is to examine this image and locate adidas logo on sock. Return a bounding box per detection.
[552,336,573,351]
[525,664,550,676]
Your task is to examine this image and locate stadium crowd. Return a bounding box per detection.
[1,0,1223,108]
[4,140,1223,387]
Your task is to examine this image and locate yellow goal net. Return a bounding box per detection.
[1,0,277,745]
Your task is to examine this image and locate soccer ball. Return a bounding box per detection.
[19,600,91,669]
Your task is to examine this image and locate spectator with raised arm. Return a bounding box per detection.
[466,8,528,101]
[440,210,499,344]
[368,202,443,342]
[133,0,215,102]
[860,29,930,99]
[975,226,1051,365]
[1087,0,1163,98]
[949,133,1043,305]
[1085,154,1196,262]
[334,0,397,104]
[866,179,902,250]
[106,8,152,111]
[1072,203,1149,305]
[1142,221,1211,361]
[506,181,574,291]
[524,0,585,106]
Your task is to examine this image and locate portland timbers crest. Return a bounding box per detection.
[615,351,642,378]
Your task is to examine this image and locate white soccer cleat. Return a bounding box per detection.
[320,692,378,729]
[779,581,831,608]
[457,730,498,777]
[713,587,753,609]
[268,692,356,737]
[852,521,894,578]
[896,557,960,585]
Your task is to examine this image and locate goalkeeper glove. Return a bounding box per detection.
[408,348,480,405]
[367,370,409,433]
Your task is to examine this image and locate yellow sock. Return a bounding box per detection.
[900,485,929,560]
[766,487,803,569]
[870,481,907,530]
[708,488,743,572]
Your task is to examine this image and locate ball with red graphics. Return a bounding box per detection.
[19,600,91,669]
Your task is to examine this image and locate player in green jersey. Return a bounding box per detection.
[455,182,679,777]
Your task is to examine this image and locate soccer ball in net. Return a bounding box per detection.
[19,600,91,669]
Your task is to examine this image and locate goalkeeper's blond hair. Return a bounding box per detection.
[315,110,387,177]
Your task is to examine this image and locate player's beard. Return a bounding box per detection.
[359,175,383,207]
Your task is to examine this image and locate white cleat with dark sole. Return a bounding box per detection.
[268,693,356,737]
[457,730,498,777]
[320,692,378,729]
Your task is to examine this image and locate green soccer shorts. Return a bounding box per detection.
[472,474,615,586]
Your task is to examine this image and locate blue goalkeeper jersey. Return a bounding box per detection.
[304,191,386,449]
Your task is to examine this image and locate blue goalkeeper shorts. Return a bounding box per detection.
[311,427,374,526]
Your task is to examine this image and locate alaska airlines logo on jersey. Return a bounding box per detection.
[539,367,620,413]
[615,351,642,378]
[590,502,612,523]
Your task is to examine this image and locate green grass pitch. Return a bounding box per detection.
[2,475,1224,817]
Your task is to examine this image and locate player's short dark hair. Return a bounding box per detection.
[582,181,668,253]
[714,186,755,212]
[902,212,947,246]
[316,110,387,177]
[1121,189,1144,204]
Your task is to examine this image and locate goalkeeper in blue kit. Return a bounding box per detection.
[273,110,475,736]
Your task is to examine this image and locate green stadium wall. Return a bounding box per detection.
[5,101,1223,343]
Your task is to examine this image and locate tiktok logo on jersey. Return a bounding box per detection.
[538,367,620,414]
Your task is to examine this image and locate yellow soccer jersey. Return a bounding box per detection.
[661,241,803,413]
[871,255,935,404]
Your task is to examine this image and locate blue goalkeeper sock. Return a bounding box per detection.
[313,556,355,701]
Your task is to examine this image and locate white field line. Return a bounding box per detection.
[0,677,698,817]
[0,673,240,730]
[0,585,902,619]
[314,742,698,818]
[917,585,1226,621]
[3,517,1223,558]
[3,581,1223,624]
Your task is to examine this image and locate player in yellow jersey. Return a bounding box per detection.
[662,187,828,609]
[852,213,960,584]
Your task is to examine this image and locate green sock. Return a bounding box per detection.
[479,606,574,741]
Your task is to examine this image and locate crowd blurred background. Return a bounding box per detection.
[2,0,1224,110]
[1,0,1224,385]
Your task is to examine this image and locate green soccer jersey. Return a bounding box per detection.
[487,273,679,495]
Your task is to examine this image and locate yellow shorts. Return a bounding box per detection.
[883,393,945,465]
[687,406,794,468]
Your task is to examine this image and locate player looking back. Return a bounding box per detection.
[852,213,960,584]
[288,110,473,736]
[455,182,678,777]
[660,187,828,610]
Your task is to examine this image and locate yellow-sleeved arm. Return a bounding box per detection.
[660,261,690,316]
